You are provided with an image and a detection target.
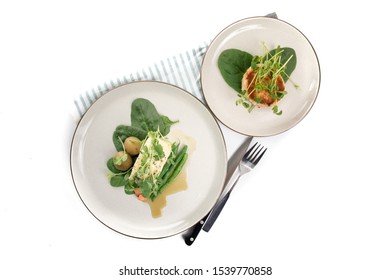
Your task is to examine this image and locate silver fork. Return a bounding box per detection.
[202,143,267,232]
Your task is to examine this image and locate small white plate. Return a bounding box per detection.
[70,81,227,239]
[201,16,321,136]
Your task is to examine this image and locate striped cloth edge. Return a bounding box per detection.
[73,41,209,119]
[73,13,278,120]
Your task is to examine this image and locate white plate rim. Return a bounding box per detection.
[69,80,227,239]
[201,16,321,137]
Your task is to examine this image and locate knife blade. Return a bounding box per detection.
[183,136,253,245]
[225,137,254,187]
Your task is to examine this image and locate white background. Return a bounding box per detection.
[1,1,389,279]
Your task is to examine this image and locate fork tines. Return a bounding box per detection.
[244,143,267,164]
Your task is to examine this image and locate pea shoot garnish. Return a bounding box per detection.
[218,43,298,115]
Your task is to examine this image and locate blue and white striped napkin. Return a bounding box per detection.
[73,13,277,119]
[73,41,209,119]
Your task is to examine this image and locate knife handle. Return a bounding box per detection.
[184,213,209,246]
[202,192,231,232]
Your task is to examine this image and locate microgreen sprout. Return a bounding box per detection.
[272,105,283,115]
[236,44,297,115]
[113,136,129,165]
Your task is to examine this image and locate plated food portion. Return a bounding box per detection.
[201,16,321,136]
[218,45,297,115]
[106,98,189,217]
[70,81,227,239]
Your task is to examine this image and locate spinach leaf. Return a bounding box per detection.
[160,115,179,135]
[112,99,178,151]
[218,47,297,92]
[268,47,297,82]
[131,98,177,136]
[131,98,162,132]
[107,158,122,173]
[113,125,148,151]
[110,175,127,187]
[218,49,253,93]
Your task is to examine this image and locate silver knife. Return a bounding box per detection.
[184,136,253,245]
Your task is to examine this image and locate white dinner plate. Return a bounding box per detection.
[70,81,227,239]
[201,16,321,136]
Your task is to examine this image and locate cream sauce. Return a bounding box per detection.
[146,129,196,218]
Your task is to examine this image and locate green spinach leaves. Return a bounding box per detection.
[217,47,297,94]
[267,47,297,82]
[218,49,253,93]
[113,98,178,151]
